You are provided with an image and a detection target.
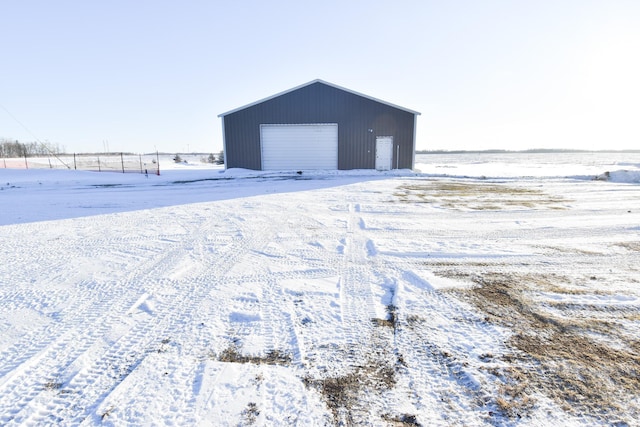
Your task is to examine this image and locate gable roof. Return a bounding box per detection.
[218,79,421,117]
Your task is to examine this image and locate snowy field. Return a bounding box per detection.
[1,153,639,426]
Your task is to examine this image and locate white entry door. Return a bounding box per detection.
[375,136,393,171]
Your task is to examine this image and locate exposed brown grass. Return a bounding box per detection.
[447,272,640,421]
[241,402,260,425]
[215,345,292,366]
[303,357,398,425]
[615,241,640,252]
[382,413,422,426]
[371,303,398,331]
[538,244,603,255]
[43,380,63,391]
[393,180,568,210]
[43,379,73,396]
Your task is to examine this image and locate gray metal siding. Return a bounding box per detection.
[223,82,416,170]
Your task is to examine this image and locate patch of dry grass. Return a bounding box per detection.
[43,378,72,396]
[382,413,422,426]
[303,312,403,426]
[615,241,640,252]
[394,180,568,210]
[215,345,292,366]
[538,244,603,255]
[43,380,63,391]
[241,402,260,425]
[303,358,398,425]
[447,272,640,422]
[371,303,398,331]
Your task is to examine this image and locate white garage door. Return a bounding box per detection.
[261,124,338,170]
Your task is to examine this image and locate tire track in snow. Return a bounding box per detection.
[0,244,196,425]
[0,210,255,425]
[57,218,256,425]
[216,200,338,368]
[0,224,183,386]
[336,203,380,367]
[392,281,503,425]
[0,258,177,425]
[261,278,306,365]
[69,208,284,425]
[343,196,511,423]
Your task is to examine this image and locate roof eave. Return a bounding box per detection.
[217,79,323,117]
[217,79,420,117]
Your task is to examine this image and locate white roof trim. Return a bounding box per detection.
[218,79,421,117]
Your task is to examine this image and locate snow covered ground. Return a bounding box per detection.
[0,153,639,426]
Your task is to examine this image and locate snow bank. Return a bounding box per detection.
[594,169,640,183]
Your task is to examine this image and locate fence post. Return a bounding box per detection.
[139,154,143,173]
[24,151,28,169]
[98,156,101,172]
[121,152,125,173]
[73,153,77,170]
[156,150,160,175]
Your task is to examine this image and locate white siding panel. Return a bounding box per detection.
[261,124,338,170]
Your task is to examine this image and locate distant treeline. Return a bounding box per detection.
[416,149,640,154]
[0,139,63,157]
[0,139,222,158]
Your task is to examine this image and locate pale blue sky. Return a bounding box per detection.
[1,0,639,153]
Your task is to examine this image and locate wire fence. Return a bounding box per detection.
[1,153,165,174]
